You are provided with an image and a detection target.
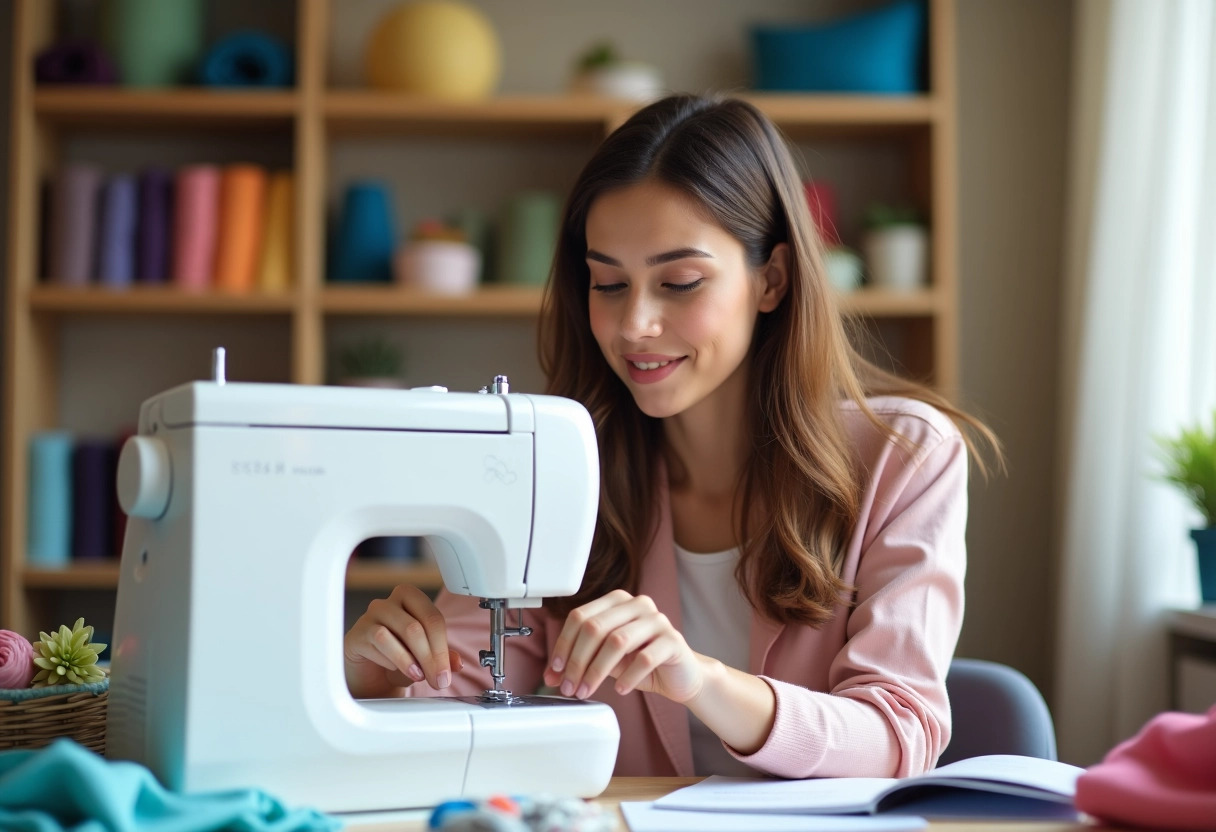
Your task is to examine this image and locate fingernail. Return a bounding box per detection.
[616,682,627,695]
[407,664,424,682]
[550,656,564,672]
[560,679,574,697]
[576,683,590,700]
[437,670,452,689]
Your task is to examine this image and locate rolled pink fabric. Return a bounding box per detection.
[0,630,35,689]
[1075,705,1216,830]
[173,164,220,291]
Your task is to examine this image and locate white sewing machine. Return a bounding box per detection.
[105,350,620,812]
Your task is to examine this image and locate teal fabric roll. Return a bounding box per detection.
[0,739,342,832]
[27,432,74,568]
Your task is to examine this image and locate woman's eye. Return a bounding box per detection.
[665,278,705,294]
[590,283,626,294]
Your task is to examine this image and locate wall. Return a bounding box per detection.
[0,1,1076,699]
[955,0,1073,696]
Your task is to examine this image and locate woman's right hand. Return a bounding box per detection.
[343,584,463,699]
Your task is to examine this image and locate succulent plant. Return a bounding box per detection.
[31,618,107,687]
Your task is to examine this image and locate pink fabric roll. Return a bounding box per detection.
[1074,705,1216,830]
[49,163,103,286]
[173,164,220,290]
[0,630,35,689]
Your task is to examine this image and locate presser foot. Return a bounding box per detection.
[478,688,526,704]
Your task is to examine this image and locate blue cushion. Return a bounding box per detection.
[751,0,926,94]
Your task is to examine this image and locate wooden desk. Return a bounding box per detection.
[349,777,1114,831]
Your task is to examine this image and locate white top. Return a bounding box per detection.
[674,541,758,776]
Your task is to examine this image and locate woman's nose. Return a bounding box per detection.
[620,291,662,340]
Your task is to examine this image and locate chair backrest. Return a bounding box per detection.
[938,657,1058,766]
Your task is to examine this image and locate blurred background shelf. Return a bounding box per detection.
[2,0,960,635]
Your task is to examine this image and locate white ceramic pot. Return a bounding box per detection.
[863,225,928,291]
[570,63,663,101]
[395,240,481,294]
[823,248,863,292]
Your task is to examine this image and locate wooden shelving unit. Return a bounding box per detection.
[1,0,960,635]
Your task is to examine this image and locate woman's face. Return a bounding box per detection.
[585,179,786,420]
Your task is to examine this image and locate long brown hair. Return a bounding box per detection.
[540,94,1000,627]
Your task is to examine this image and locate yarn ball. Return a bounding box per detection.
[364,1,501,100]
[0,630,36,689]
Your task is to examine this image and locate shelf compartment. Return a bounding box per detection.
[34,88,300,128]
[28,286,298,315]
[322,285,544,316]
[24,561,444,592]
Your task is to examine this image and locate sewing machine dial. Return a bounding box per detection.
[116,436,172,519]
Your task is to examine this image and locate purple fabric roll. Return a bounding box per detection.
[98,174,137,287]
[71,439,117,560]
[137,167,172,283]
[34,40,119,85]
[50,163,103,286]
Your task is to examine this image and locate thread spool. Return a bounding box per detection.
[27,431,75,567]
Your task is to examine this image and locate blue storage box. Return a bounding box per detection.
[751,0,926,94]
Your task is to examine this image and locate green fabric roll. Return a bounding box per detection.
[496,191,560,286]
[103,0,204,87]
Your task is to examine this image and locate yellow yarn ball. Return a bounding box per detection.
[364,1,501,100]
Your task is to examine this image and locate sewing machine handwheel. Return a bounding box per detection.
[117,436,172,519]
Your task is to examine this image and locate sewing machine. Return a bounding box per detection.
[105,350,620,812]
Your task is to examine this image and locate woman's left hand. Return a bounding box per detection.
[543,589,706,703]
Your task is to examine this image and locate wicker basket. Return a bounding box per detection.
[0,679,108,754]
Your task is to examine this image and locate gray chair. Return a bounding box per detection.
[937,658,1058,766]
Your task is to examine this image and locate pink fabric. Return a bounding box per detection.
[1074,705,1216,830]
[0,630,35,689]
[410,397,968,779]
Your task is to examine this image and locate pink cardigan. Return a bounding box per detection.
[410,396,968,779]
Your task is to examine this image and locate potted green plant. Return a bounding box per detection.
[569,40,662,101]
[333,336,405,389]
[862,203,928,292]
[1156,412,1216,602]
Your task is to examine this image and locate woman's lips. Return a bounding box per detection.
[624,355,685,384]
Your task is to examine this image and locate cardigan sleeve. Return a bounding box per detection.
[729,425,969,778]
[403,590,552,699]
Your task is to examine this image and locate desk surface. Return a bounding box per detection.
[347,777,1116,832]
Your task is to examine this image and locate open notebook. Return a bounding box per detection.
[652,755,1084,821]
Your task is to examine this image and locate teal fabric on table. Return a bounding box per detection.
[0,739,342,832]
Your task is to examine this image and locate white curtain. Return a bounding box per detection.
[1054,0,1216,765]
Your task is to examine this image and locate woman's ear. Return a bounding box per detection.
[758,243,791,313]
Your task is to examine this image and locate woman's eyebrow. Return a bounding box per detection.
[585,247,714,267]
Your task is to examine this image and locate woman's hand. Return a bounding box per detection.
[543,589,706,703]
[344,584,464,699]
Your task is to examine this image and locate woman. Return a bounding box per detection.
[344,94,1000,779]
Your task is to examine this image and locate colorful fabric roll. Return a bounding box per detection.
[50,163,103,286]
[257,171,293,292]
[330,181,396,283]
[495,190,560,286]
[137,167,172,283]
[27,432,74,568]
[199,30,294,88]
[97,174,137,287]
[34,40,118,85]
[103,0,204,87]
[173,165,220,290]
[213,164,266,293]
[71,439,117,561]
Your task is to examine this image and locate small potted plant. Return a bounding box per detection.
[1156,412,1216,602]
[333,336,405,389]
[862,203,929,292]
[0,618,109,753]
[569,40,662,101]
